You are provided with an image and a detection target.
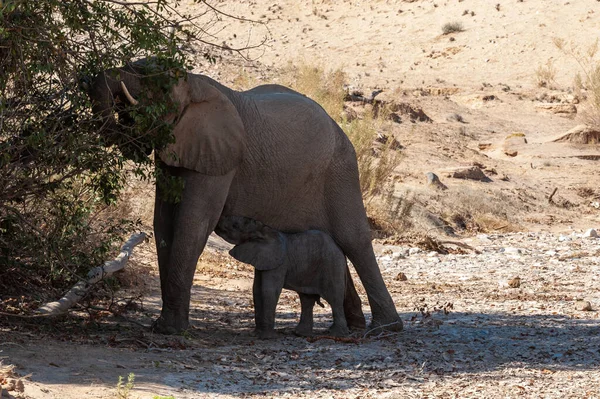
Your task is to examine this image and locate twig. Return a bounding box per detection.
[363,321,403,339]
[0,343,26,349]
[548,187,558,203]
[439,240,482,254]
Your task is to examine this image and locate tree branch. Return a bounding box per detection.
[36,232,147,316]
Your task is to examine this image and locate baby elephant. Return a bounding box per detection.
[215,216,349,339]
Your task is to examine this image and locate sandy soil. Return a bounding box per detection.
[2,232,600,398]
[2,0,600,398]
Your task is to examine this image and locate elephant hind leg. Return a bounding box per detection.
[328,295,350,337]
[342,239,402,332]
[325,157,402,332]
[343,268,366,330]
[295,293,317,336]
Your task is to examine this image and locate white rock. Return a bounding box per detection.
[558,235,571,242]
[545,250,558,256]
[500,247,522,254]
[575,300,593,311]
[583,228,598,238]
[392,251,406,260]
[409,247,421,255]
[427,251,438,257]
[476,234,492,243]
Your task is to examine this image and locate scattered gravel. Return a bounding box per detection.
[1,232,599,398]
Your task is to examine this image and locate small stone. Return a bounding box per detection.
[423,318,443,328]
[425,172,448,190]
[534,102,577,115]
[545,250,558,256]
[477,233,491,241]
[408,247,421,255]
[442,166,490,182]
[395,272,408,281]
[392,251,406,260]
[558,235,571,242]
[501,247,522,254]
[502,134,527,157]
[583,228,598,238]
[341,106,358,122]
[4,379,24,393]
[575,300,592,311]
[508,277,521,288]
[553,124,600,144]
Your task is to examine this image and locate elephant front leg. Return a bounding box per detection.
[253,270,283,339]
[294,294,318,336]
[326,292,349,337]
[153,168,235,334]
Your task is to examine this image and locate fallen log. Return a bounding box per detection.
[36,232,146,316]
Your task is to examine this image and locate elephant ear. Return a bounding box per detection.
[159,76,246,175]
[229,232,286,271]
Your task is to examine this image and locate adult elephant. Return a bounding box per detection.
[89,59,402,334]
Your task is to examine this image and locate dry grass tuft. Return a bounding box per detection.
[402,185,522,235]
[555,38,600,127]
[443,187,521,233]
[281,62,346,120]
[231,70,258,91]
[442,22,464,35]
[342,114,402,203]
[368,191,415,239]
[535,59,557,88]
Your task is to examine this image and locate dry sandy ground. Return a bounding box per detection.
[2,232,600,398]
[2,0,600,398]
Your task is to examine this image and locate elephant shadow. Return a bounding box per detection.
[149,309,599,395]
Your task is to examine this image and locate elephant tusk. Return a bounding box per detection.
[120,81,139,105]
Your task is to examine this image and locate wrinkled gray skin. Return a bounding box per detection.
[216,216,349,339]
[89,59,402,334]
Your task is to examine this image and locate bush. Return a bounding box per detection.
[555,38,600,127]
[442,22,464,35]
[0,0,214,303]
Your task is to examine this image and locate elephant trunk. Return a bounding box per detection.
[89,67,146,157]
[89,70,122,137]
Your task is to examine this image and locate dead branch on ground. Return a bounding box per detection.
[36,232,146,316]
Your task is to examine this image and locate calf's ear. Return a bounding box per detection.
[229,234,286,271]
